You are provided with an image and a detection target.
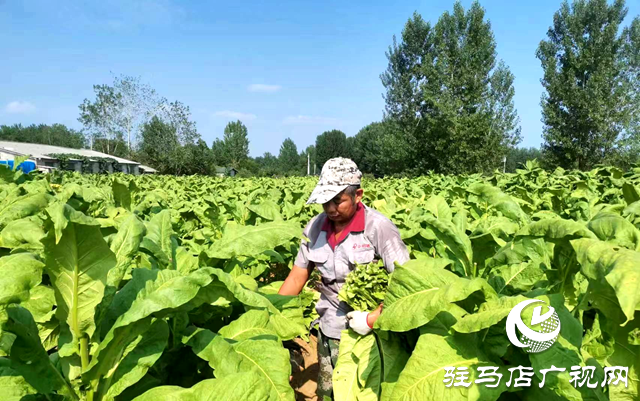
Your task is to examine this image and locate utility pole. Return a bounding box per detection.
[503,156,507,173]
[307,153,310,175]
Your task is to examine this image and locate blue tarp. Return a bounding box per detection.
[0,160,37,173]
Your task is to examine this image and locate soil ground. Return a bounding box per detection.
[290,332,319,401]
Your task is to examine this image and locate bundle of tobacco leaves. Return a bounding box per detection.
[338,260,389,311]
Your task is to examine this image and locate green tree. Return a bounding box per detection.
[352,121,410,176]
[278,138,299,175]
[352,122,385,175]
[211,139,228,166]
[163,101,200,146]
[382,2,521,174]
[255,152,279,176]
[0,124,85,148]
[238,158,260,177]
[222,120,250,169]
[138,116,180,174]
[182,139,215,175]
[315,130,349,167]
[538,0,639,170]
[136,97,203,174]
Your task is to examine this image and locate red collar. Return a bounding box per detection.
[321,202,365,250]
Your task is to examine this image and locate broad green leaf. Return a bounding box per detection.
[0,216,45,250]
[85,268,228,384]
[248,199,282,221]
[132,372,271,401]
[0,192,50,229]
[21,285,55,323]
[424,195,452,221]
[0,253,43,306]
[102,319,169,400]
[1,306,73,396]
[43,221,116,345]
[258,281,285,295]
[623,200,640,219]
[423,217,474,276]
[229,339,294,401]
[46,202,100,244]
[377,331,410,401]
[209,268,307,340]
[389,333,507,401]
[100,268,160,337]
[376,259,497,332]
[176,246,200,274]
[188,331,294,401]
[207,221,301,259]
[516,218,596,240]
[581,312,615,366]
[572,239,640,325]
[38,320,60,352]
[0,164,17,184]
[488,262,547,295]
[487,237,553,268]
[139,237,169,267]
[622,182,640,205]
[452,209,468,234]
[107,214,146,288]
[0,358,38,401]
[333,330,381,401]
[145,210,174,267]
[235,274,259,291]
[112,178,131,211]
[603,317,640,401]
[452,295,530,334]
[471,216,519,242]
[182,327,218,363]
[218,310,277,341]
[467,183,529,224]
[587,212,640,251]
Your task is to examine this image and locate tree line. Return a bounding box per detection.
[2,0,638,176]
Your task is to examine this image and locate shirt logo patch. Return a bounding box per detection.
[353,243,371,250]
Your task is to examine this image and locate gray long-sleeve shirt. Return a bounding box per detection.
[294,203,409,339]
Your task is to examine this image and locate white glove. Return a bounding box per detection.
[346,311,373,335]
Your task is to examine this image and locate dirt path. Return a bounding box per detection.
[290,333,319,401]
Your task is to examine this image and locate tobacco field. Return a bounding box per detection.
[0,161,639,401]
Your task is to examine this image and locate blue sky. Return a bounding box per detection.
[1,0,638,157]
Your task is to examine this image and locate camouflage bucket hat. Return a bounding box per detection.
[307,158,362,205]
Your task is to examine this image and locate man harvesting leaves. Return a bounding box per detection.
[279,158,409,399]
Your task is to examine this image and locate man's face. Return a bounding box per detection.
[323,188,363,223]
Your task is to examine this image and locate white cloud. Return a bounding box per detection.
[213,110,257,121]
[282,115,340,125]
[247,84,282,93]
[4,101,36,114]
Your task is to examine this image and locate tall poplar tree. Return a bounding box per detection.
[538,0,640,170]
[382,2,521,174]
[222,120,250,169]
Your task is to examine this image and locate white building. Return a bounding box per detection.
[0,141,152,174]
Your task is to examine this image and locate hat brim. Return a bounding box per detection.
[306,184,350,205]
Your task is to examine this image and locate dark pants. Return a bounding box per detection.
[316,329,340,400]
